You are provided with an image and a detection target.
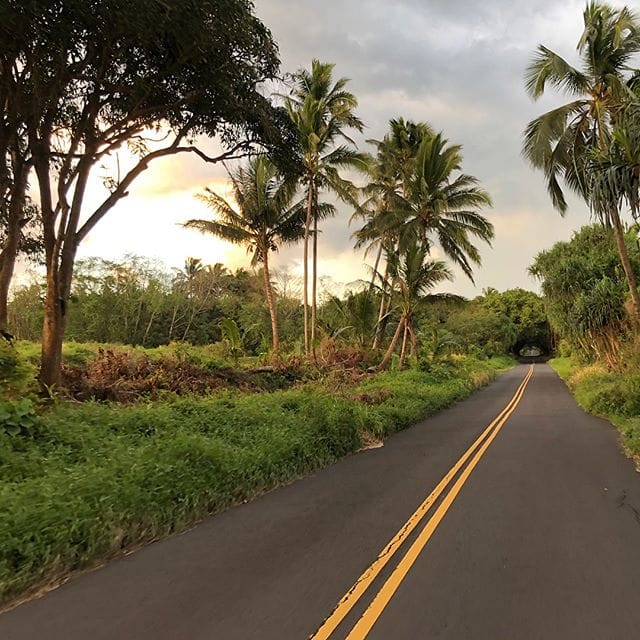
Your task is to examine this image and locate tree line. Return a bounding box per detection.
[3,1,640,388]
[9,255,550,361]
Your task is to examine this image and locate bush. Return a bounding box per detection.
[0,341,36,398]
[583,374,640,417]
[0,399,38,437]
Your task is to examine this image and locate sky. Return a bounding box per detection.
[62,0,631,298]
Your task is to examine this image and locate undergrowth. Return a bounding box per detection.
[0,343,514,605]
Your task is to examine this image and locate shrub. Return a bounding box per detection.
[0,341,37,398]
[0,399,38,437]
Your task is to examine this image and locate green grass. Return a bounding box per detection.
[0,352,514,605]
[549,357,640,462]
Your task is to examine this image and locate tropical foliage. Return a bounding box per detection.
[530,224,640,366]
[523,1,640,323]
[285,59,367,357]
[184,156,305,353]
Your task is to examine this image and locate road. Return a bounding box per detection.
[3,363,640,639]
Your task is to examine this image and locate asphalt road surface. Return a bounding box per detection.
[3,364,640,639]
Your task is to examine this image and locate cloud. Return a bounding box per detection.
[70,0,628,296]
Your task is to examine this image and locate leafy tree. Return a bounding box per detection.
[589,101,640,221]
[352,119,433,349]
[353,121,493,357]
[523,1,640,323]
[185,156,305,353]
[530,224,640,364]
[7,280,43,341]
[318,290,379,348]
[1,0,291,387]
[480,288,551,354]
[286,59,367,357]
[445,306,517,358]
[400,132,494,281]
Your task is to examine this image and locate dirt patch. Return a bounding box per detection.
[60,349,299,401]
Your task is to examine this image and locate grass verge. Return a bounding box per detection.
[1,353,514,606]
[549,357,640,462]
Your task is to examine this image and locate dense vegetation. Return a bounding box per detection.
[3,0,640,610]
[9,257,549,361]
[550,357,640,461]
[531,225,640,366]
[0,338,512,603]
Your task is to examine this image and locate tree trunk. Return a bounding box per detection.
[378,316,405,370]
[311,211,318,362]
[409,324,418,359]
[610,207,640,328]
[0,218,21,337]
[372,259,390,350]
[262,253,279,353]
[369,242,383,292]
[40,246,77,389]
[39,270,64,390]
[168,303,178,341]
[398,319,410,369]
[37,147,92,390]
[0,166,29,338]
[303,183,313,355]
[142,310,156,346]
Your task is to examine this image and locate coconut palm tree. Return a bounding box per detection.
[589,100,640,222]
[398,132,494,282]
[352,119,435,349]
[286,59,368,357]
[523,1,640,323]
[379,242,453,370]
[184,156,304,353]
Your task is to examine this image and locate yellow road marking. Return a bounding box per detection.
[345,365,534,639]
[310,365,534,640]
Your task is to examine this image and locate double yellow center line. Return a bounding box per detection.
[311,365,535,640]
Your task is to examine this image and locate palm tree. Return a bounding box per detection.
[523,1,640,323]
[184,156,304,353]
[352,119,435,349]
[589,101,640,222]
[379,241,453,370]
[318,290,379,348]
[398,132,494,282]
[286,59,367,357]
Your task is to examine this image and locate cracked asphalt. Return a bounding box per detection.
[2,364,640,639]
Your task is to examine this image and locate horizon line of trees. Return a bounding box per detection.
[8,254,551,362]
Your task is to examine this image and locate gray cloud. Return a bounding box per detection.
[252,0,623,296]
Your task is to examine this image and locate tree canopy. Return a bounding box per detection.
[530,224,640,365]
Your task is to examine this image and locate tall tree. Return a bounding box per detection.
[286,59,367,357]
[185,156,305,352]
[523,1,640,324]
[353,119,433,349]
[2,0,292,387]
[0,3,39,341]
